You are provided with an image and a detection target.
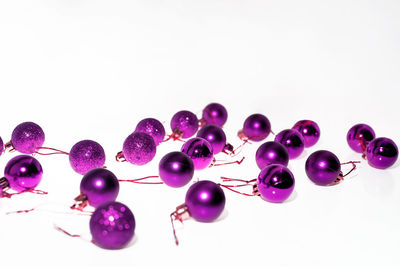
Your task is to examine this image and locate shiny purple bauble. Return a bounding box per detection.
[255,141,289,169]
[122,132,156,165]
[80,168,120,208]
[366,137,398,169]
[0,136,3,156]
[257,164,295,203]
[305,150,341,186]
[159,152,194,188]
[90,201,135,250]
[181,137,214,170]
[135,118,165,146]
[242,114,271,142]
[4,155,43,192]
[69,140,106,175]
[185,180,225,222]
[202,103,228,127]
[275,129,305,159]
[11,121,45,154]
[346,123,375,153]
[196,125,227,154]
[292,120,320,148]
[170,110,199,139]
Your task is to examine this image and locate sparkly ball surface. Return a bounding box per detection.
[135,118,166,146]
[80,168,120,208]
[202,103,228,127]
[257,164,295,203]
[90,201,135,250]
[347,124,375,153]
[4,155,43,192]
[366,137,398,169]
[170,110,199,138]
[243,114,271,142]
[305,150,341,186]
[181,137,214,170]
[255,141,289,169]
[122,132,156,165]
[275,129,305,159]
[69,140,106,175]
[159,151,194,188]
[197,125,227,154]
[11,122,45,154]
[292,120,320,148]
[185,180,225,222]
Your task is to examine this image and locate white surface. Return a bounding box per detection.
[0,1,399,267]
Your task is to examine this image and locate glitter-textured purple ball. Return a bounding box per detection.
[201,103,228,127]
[255,141,289,169]
[305,150,341,186]
[159,151,194,187]
[135,118,166,146]
[347,123,375,153]
[122,132,156,165]
[366,137,398,169]
[275,129,305,159]
[11,121,45,154]
[69,140,106,175]
[292,120,320,148]
[170,110,199,139]
[181,137,214,170]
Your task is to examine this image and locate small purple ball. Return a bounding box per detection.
[305,150,341,186]
[90,201,135,250]
[170,110,199,139]
[366,137,398,169]
[196,125,227,154]
[181,137,214,170]
[159,151,194,188]
[185,180,226,222]
[347,124,375,153]
[275,129,305,159]
[257,164,295,203]
[11,122,45,154]
[80,168,120,208]
[202,103,228,127]
[122,132,156,166]
[4,155,43,192]
[255,141,289,169]
[0,136,3,156]
[69,140,106,175]
[242,114,271,142]
[135,118,166,146]
[292,120,320,148]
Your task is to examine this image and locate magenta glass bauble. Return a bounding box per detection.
[122,132,156,165]
[242,114,271,142]
[202,103,228,127]
[170,110,199,139]
[275,129,305,159]
[69,140,106,175]
[11,122,45,154]
[196,125,227,154]
[292,120,320,147]
[181,137,214,170]
[366,137,398,169]
[305,150,341,186]
[255,141,289,169]
[159,151,194,188]
[4,155,43,192]
[135,118,165,146]
[90,201,135,249]
[346,123,375,153]
[185,180,225,222]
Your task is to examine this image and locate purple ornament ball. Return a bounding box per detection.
[181,137,214,170]
[11,122,45,154]
[4,155,43,192]
[257,164,295,203]
[122,132,156,166]
[69,140,106,175]
[255,141,289,169]
[170,110,199,139]
[346,123,375,153]
[159,152,194,188]
[275,129,305,159]
[305,150,341,186]
[80,168,120,208]
[135,118,166,146]
[202,103,228,127]
[185,180,226,222]
[242,114,271,142]
[90,201,135,250]
[292,120,320,147]
[366,137,398,169]
[196,125,227,154]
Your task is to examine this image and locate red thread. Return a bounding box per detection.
[118,176,163,185]
[341,161,361,178]
[210,157,245,167]
[35,146,69,156]
[218,177,257,197]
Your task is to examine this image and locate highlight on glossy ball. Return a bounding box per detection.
[366,137,398,169]
[257,164,295,203]
[4,155,43,192]
[135,118,166,146]
[275,129,305,159]
[185,180,225,222]
[80,168,120,208]
[69,140,106,175]
[181,137,214,170]
[346,123,375,153]
[90,201,135,250]
[122,132,156,165]
[305,150,341,186]
[202,103,228,127]
[292,120,320,147]
[159,151,194,188]
[242,114,271,142]
[11,121,45,154]
[255,141,289,169]
[197,125,227,154]
[170,110,199,138]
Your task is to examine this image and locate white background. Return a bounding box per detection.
[1,1,399,266]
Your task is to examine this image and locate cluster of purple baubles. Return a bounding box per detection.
[0,103,398,249]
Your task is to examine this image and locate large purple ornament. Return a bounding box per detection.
[69,140,106,175]
[170,110,199,139]
[90,201,135,249]
[159,151,194,187]
[135,118,166,146]
[305,150,341,186]
[10,122,45,154]
[275,129,305,159]
[366,137,398,169]
[255,141,289,169]
[197,125,232,155]
[201,103,228,127]
[122,132,156,165]
[347,123,375,153]
[256,164,295,203]
[181,137,214,170]
[241,114,271,142]
[292,120,320,148]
